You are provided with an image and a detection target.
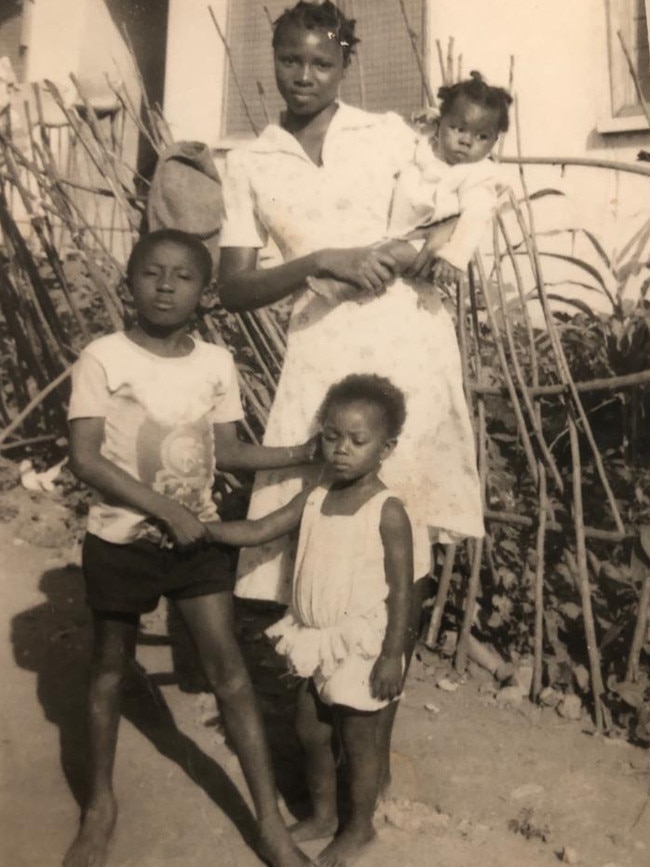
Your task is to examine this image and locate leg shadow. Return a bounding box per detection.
[10,565,258,849]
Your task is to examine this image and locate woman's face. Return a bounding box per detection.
[274,24,345,117]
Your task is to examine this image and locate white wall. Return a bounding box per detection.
[164,0,227,144]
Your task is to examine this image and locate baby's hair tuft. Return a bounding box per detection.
[318,374,407,439]
[272,1,360,67]
[437,70,512,133]
[126,229,213,288]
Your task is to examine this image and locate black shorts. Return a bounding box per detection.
[82,533,235,615]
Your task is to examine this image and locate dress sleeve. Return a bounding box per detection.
[434,161,503,272]
[210,349,245,424]
[219,149,268,249]
[67,351,111,421]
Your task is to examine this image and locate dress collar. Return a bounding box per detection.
[245,102,379,158]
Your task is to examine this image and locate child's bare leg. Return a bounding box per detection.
[64,612,139,867]
[290,680,338,842]
[176,593,311,867]
[317,707,385,867]
[377,575,429,799]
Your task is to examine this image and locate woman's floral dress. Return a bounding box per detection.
[219,102,484,604]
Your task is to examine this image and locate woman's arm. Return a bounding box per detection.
[370,497,414,702]
[204,489,308,547]
[69,418,206,548]
[214,422,318,472]
[218,245,401,313]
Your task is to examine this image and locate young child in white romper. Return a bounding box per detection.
[205,373,417,867]
[307,70,512,300]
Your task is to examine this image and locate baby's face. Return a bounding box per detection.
[437,96,499,166]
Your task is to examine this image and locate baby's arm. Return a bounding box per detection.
[370,497,414,702]
[69,417,206,548]
[204,489,308,547]
[214,422,318,472]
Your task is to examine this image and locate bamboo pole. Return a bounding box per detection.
[483,508,629,542]
[532,465,547,700]
[499,155,650,178]
[626,528,650,682]
[398,0,436,106]
[0,366,73,446]
[567,416,607,732]
[425,543,456,649]
[208,5,259,135]
[617,30,650,129]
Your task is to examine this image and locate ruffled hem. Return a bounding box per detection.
[266,606,387,679]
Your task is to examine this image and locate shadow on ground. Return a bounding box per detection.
[9,564,310,852]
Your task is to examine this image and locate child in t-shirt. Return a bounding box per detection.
[64,228,313,867]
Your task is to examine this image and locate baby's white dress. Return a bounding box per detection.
[267,485,403,711]
[220,102,484,605]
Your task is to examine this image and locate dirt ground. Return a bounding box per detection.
[1,483,649,867]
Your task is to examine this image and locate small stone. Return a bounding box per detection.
[510,783,545,800]
[496,685,524,705]
[436,677,459,692]
[561,846,579,864]
[557,694,582,721]
[539,687,562,707]
[424,702,440,713]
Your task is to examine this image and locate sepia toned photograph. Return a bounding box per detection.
[0,2,649,866]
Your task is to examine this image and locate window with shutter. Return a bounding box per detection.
[222,0,428,138]
[605,0,650,121]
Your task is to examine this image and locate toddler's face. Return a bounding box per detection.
[321,400,395,484]
[129,241,206,331]
[437,95,499,166]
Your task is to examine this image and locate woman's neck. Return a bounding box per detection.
[281,101,339,165]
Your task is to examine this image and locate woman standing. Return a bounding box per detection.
[219,0,483,606]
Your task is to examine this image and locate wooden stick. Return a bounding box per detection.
[567,417,608,733]
[617,30,650,129]
[532,465,547,700]
[0,366,73,446]
[499,155,650,177]
[470,368,650,397]
[483,508,629,542]
[208,5,259,135]
[398,0,436,106]
[425,543,457,649]
[473,253,539,482]
[626,529,650,682]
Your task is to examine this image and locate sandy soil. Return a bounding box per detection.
[1,484,649,867]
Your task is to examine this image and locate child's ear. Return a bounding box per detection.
[380,438,398,461]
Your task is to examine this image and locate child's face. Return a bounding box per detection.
[321,400,395,484]
[437,95,500,166]
[274,23,345,118]
[129,241,206,331]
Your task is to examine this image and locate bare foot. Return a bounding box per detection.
[258,816,314,867]
[289,815,338,842]
[63,796,117,867]
[317,825,377,867]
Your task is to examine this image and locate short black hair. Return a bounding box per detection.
[126,229,213,287]
[438,70,512,133]
[317,374,407,439]
[272,1,360,67]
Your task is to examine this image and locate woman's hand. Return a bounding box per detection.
[370,653,404,702]
[315,246,399,295]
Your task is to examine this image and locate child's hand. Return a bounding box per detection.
[370,654,404,702]
[431,257,463,287]
[160,502,207,549]
[404,216,458,280]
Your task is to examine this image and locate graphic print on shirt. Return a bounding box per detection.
[136,416,216,522]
